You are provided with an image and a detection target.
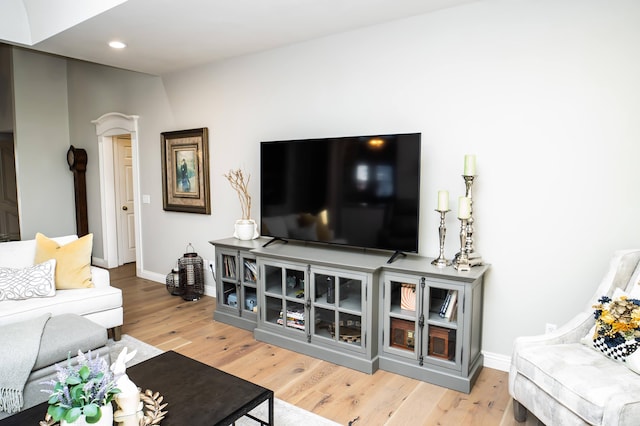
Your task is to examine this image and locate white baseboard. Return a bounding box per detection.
[92,257,108,268]
[482,350,511,372]
[138,269,164,283]
[138,268,216,298]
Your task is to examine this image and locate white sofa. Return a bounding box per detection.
[0,235,123,340]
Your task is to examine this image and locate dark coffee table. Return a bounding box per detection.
[0,351,273,426]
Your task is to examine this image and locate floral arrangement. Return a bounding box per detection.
[224,168,252,220]
[41,350,120,424]
[593,293,640,347]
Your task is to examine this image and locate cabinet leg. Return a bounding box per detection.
[513,399,528,422]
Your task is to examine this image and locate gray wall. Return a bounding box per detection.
[12,49,75,238]
[11,0,640,364]
[65,60,174,260]
[0,44,13,133]
[159,0,640,360]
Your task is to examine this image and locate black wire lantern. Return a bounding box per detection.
[178,243,205,301]
[165,267,183,296]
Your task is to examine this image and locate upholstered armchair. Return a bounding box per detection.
[509,249,640,425]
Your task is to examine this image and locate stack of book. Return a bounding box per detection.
[439,290,458,322]
[243,260,257,282]
[223,255,236,278]
[277,310,305,330]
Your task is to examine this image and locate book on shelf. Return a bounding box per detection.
[439,290,458,321]
[443,291,457,321]
[243,260,257,281]
[277,310,305,330]
[223,256,236,278]
[439,291,451,317]
[448,302,458,322]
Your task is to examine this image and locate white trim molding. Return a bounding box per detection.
[91,113,142,275]
[140,269,216,298]
[482,350,511,372]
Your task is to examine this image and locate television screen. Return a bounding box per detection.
[260,133,421,254]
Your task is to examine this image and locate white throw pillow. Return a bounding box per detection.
[0,259,56,301]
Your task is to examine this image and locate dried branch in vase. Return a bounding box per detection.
[224,168,252,220]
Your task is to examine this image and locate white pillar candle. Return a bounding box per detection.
[464,154,476,176]
[437,190,449,211]
[458,196,471,219]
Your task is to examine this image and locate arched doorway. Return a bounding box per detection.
[92,113,142,273]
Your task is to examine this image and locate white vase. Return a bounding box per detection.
[61,403,113,426]
[234,219,258,240]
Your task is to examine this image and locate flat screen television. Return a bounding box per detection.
[260,133,421,259]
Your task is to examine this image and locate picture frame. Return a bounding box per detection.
[161,128,211,214]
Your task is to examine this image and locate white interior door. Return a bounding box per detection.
[114,135,136,264]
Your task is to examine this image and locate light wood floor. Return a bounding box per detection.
[110,263,540,426]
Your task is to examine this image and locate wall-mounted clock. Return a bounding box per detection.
[67,145,89,236]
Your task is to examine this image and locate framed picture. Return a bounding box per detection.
[161,128,211,214]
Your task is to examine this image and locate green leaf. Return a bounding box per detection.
[83,403,99,418]
[65,407,82,423]
[85,406,103,424]
[70,384,85,401]
[78,365,91,381]
[47,405,67,422]
[66,376,81,386]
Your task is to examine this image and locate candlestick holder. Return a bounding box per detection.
[463,175,476,255]
[453,175,483,267]
[454,218,471,272]
[431,209,451,268]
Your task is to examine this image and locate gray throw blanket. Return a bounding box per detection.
[0,313,51,414]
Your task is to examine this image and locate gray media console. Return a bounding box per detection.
[210,237,489,393]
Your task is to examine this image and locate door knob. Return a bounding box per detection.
[122,206,128,211]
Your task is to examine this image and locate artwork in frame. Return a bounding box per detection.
[161,128,211,214]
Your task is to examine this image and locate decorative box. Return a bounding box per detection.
[390,318,415,350]
[428,326,455,360]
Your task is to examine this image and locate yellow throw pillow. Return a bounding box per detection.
[34,233,94,289]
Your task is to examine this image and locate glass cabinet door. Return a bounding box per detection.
[424,280,461,370]
[219,251,239,309]
[218,250,258,321]
[311,268,365,352]
[382,273,420,360]
[261,261,307,335]
[212,245,259,331]
[240,255,258,315]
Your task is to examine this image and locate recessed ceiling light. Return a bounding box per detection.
[109,41,127,49]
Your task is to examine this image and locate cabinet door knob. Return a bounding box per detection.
[122,206,128,211]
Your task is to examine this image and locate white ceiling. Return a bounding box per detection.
[0,0,478,76]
